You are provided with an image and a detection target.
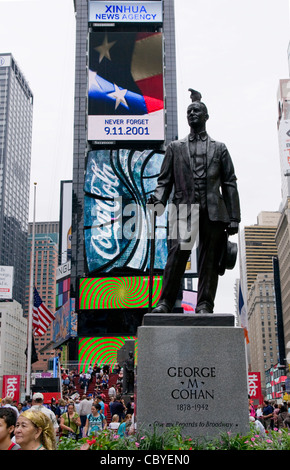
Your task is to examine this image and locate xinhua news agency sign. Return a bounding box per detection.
[88,1,163,23]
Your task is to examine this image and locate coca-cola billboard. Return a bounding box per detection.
[84,148,168,274]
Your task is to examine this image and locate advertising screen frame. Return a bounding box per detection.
[87,31,164,142]
[88,1,163,24]
[79,275,163,310]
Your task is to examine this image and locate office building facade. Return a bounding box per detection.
[240,212,280,292]
[247,273,279,392]
[25,221,59,372]
[0,53,33,308]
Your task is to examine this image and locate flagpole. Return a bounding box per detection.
[26,182,37,397]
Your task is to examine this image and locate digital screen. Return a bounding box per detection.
[84,148,168,274]
[88,31,164,141]
[88,2,163,23]
[79,276,163,310]
[56,277,71,309]
[53,298,77,344]
[78,336,137,373]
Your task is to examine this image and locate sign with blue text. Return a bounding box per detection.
[88,1,163,23]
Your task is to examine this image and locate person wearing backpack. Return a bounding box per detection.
[84,403,107,437]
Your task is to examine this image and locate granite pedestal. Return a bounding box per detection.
[136,313,249,440]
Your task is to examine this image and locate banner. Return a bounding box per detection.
[88,1,163,23]
[84,149,168,274]
[0,266,13,300]
[88,31,164,141]
[248,372,263,402]
[2,375,21,403]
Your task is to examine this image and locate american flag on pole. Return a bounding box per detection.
[32,288,55,337]
[239,284,249,344]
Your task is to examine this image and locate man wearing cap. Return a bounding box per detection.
[148,90,240,314]
[31,392,59,432]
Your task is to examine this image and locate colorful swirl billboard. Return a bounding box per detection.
[79,276,162,310]
[78,336,137,373]
[88,31,164,141]
[84,148,168,274]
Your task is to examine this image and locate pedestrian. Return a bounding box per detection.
[249,416,265,437]
[1,397,19,418]
[14,410,56,450]
[108,414,120,433]
[78,394,93,433]
[30,393,58,433]
[60,402,81,439]
[84,403,107,437]
[109,395,126,422]
[277,405,290,429]
[108,384,116,400]
[0,408,21,450]
[117,414,132,438]
[262,400,274,430]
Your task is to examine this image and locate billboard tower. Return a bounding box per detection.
[71,0,178,352]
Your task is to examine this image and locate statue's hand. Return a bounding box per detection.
[227,221,239,236]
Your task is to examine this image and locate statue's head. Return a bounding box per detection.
[187,103,209,130]
[187,89,209,129]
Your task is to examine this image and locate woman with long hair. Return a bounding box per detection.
[14,409,56,450]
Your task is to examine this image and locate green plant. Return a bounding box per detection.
[56,425,290,451]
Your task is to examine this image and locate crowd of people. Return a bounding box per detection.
[0,364,135,450]
[2,365,290,450]
[249,396,290,435]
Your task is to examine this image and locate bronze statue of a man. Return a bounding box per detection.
[148,90,241,314]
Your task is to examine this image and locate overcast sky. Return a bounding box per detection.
[0,0,289,313]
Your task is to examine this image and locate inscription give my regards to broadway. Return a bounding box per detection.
[154,366,235,431]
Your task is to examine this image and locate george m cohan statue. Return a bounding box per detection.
[147,90,241,314]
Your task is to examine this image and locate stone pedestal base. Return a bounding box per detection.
[136,314,249,440]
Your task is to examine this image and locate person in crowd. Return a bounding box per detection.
[102,373,109,389]
[17,403,23,415]
[273,403,281,428]
[55,398,67,424]
[248,396,255,418]
[74,397,81,414]
[126,396,135,415]
[14,409,56,450]
[277,405,290,429]
[95,395,105,414]
[1,397,19,418]
[0,408,21,450]
[30,393,58,432]
[109,395,126,422]
[50,398,57,415]
[108,414,120,433]
[249,415,265,437]
[84,403,107,437]
[117,414,132,438]
[108,384,116,400]
[60,402,81,439]
[262,400,274,430]
[256,404,263,421]
[78,394,93,432]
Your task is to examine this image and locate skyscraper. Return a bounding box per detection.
[239,212,280,292]
[25,221,59,371]
[0,53,33,308]
[71,1,178,336]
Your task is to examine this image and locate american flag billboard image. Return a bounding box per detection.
[88,31,164,141]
